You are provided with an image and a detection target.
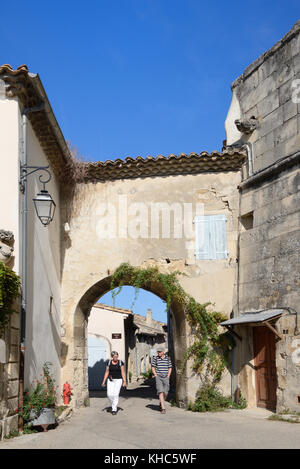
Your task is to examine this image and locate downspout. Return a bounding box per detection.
[231,180,243,401]
[18,102,45,433]
[227,142,253,401]
[227,141,254,179]
[227,140,254,316]
[233,143,254,400]
[242,142,254,177]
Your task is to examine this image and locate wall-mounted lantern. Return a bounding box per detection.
[33,188,56,226]
[20,165,56,227]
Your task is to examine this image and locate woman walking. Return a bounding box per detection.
[102,351,126,415]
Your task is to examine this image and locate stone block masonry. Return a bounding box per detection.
[0,299,20,439]
[230,20,300,413]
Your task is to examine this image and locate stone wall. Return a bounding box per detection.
[239,164,300,312]
[0,300,20,439]
[61,170,242,406]
[226,20,300,412]
[275,313,300,412]
[128,309,168,380]
[231,20,300,172]
[234,21,300,317]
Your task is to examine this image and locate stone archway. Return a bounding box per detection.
[60,169,242,408]
[62,273,188,408]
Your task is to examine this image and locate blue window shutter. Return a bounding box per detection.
[208,216,217,259]
[194,216,210,260]
[209,214,227,259]
[194,215,227,260]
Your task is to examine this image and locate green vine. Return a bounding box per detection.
[0,261,20,337]
[110,262,235,387]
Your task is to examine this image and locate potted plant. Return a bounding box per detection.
[18,362,57,431]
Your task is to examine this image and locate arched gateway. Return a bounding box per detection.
[60,151,245,407]
[62,274,188,407]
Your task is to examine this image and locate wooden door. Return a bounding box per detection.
[253,326,277,411]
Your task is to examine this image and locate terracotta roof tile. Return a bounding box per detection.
[84,149,246,181]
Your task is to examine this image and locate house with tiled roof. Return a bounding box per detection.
[127,308,168,381]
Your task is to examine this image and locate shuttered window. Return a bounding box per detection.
[194,214,228,260]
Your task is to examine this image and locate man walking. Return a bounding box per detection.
[151,346,172,414]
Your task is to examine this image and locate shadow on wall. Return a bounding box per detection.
[88,359,106,391]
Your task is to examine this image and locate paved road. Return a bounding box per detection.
[1,382,300,449]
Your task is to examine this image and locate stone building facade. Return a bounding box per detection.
[223,20,300,412]
[87,303,131,390]
[0,231,19,438]
[60,164,242,408]
[127,308,168,381]
[0,64,67,436]
[0,299,20,439]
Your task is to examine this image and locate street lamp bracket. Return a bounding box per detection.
[19,165,52,193]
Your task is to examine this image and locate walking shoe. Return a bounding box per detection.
[112,411,117,415]
[161,409,166,414]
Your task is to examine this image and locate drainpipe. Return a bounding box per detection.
[242,142,254,177]
[18,103,45,433]
[225,141,253,400]
[227,141,254,179]
[231,181,244,401]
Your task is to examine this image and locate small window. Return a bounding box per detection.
[194,214,228,260]
[240,211,253,231]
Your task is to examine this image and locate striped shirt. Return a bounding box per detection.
[151,354,172,377]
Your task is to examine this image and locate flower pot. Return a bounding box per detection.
[29,408,56,429]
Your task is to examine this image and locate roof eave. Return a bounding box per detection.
[0,64,72,180]
[29,73,71,166]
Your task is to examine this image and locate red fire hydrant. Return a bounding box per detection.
[63,382,72,405]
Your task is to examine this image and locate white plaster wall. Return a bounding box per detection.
[88,306,129,361]
[225,89,242,146]
[23,119,62,391]
[0,90,62,417]
[0,93,20,272]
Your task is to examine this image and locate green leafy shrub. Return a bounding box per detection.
[189,385,232,412]
[141,370,153,380]
[188,385,247,412]
[4,430,20,439]
[231,394,247,410]
[0,261,20,337]
[23,425,38,434]
[170,399,179,407]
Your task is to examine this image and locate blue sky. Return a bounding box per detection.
[1,1,299,321]
[99,287,168,323]
[1,1,299,163]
